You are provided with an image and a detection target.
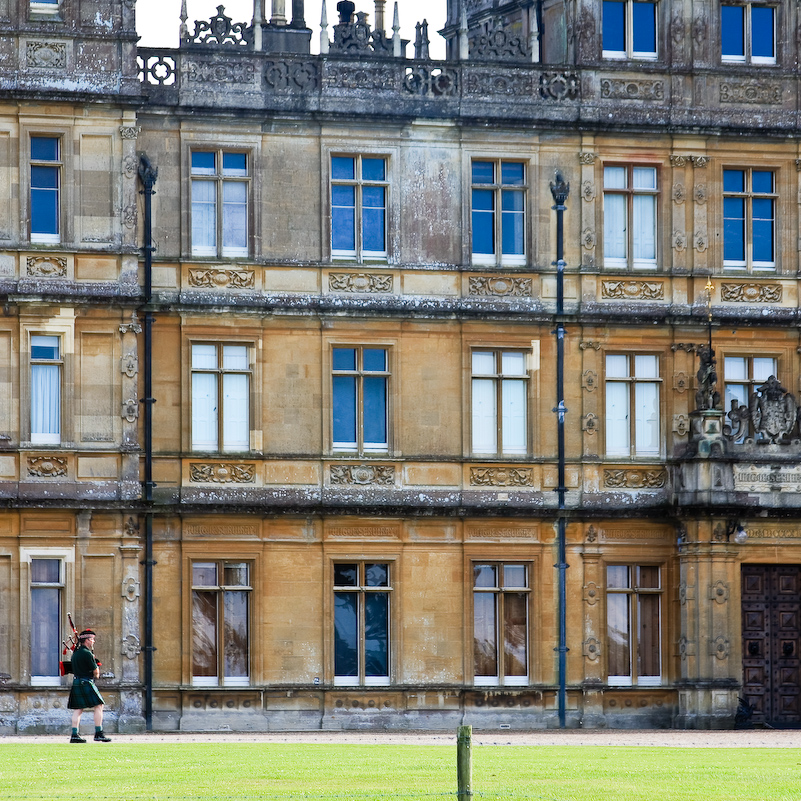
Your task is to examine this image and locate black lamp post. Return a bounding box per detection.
[550,171,569,729]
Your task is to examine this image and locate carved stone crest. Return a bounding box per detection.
[188,268,255,290]
[470,467,533,487]
[27,256,67,277]
[721,283,781,303]
[189,463,255,483]
[604,469,667,489]
[750,376,797,443]
[601,280,664,300]
[330,464,395,485]
[27,41,67,69]
[469,276,532,297]
[122,398,139,423]
[600,79,664,101]
[329,273,393,293]
[27,456,68,478]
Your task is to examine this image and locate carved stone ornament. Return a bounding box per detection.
[582,412,599,434]
[672,230,687,251]
[750,376,796,443]
[720,81,782,105]
[119,312,142,335]
[581,228,596,249]
[603,468,667,489]
[27,456,68,478]
[123,154,138,179]
[721,283,782,303]
[581,180,595,202]
[121,352,138,378]
[540,72,580,101]
[324,64,396,91]
[796,159,801,172]
[712,523,727,543]
[601,280,664,300]
[27,256,67,277]
[404,67,458,97]
[123,204,137,229]
[582,370,598,392]
[122,576,140,602]
[469,23,529,60]
[692,17,707,44]
[332,12,393,56]
[672,183,686,204]
[27,41,67,69]
[678,582,688,605]
[670,11,684,44]
[600,79,664,101]
[330,464,395,485]
[121,634,141,660]
[693,156,710,168]
[586,525,598,543]
[186,60,255,84]
[672,342,698,353]
[709,580,730,605]
[711,636,730,660]
[579,341,601,350]
[264,61,320,92]
[673,372,689,394]
[694,184,707,204]
[694,230,708,252]
[187,5,251,46]
[583,637,601,661]
[122,398,139,423]
[124,516,140,537]
[189,463,255,483]
[329,273,393,293]
[189,268,255,290]
[678,635,696,660]
[695,344,720,412]
[470,466,533,487]
[464,68,534,97]
[119,126,141,140]
[578,152,596,165]
[670,155,690,168]
[469,276,532,297]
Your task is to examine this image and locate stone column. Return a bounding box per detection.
[118,518,145,732]
[271,0,287,25]
[119,313,141,501]
[579,526,606,727]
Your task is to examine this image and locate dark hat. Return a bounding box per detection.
[78,629,96,639]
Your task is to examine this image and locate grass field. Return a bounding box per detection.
[0,743,800,800]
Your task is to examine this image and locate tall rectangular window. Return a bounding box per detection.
[603,166,658,270]
[192,561,251,687]
[607,565,662,686]
[723,169,776,270]
[722,4,776,64]
[331,155,387,260]
[471,160,526,265]
[602,0,658,59]
[724,356,777,410]
[473,563,529,686]
[332,346,389,453]
[605,354,660,457]
[334,562,391,685]
[191,343,250,452]
[30,335,61,445]
[472,350,528,456]
[191,150,249,257]
[30,136,60,243]
[30,558,63,684]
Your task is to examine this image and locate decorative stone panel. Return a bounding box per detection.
[329,273,393,293]
[189,463,255,483]
[185,60,255,84]
[264,61,319,91]
[330,464,395,485]
[601,280,664,300]
[27,41,67,69]
[403,67,458,96]
[600,78,664,100]
[468,276,532,297]
[603,468,667,489]
[188,268,255,289]
[27,256,66,277]
[721,283,782,303]
[583,638,601,661]
[470,466,533,486]
[583,582,600,605]
[709,580,730,604]
[719,80,782,105]
[27,456,68,478]
[324,64,397,90]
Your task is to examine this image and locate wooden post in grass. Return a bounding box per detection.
[457,724,473,798]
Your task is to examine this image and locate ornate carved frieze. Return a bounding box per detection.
[188,268,255,290]
[330,464,395,485]
[720,81,782,105]
[469,23,529,60]
[470,466,533,487]
[720,283,782,303]
[119,126,141,140]
[603,468,667,489]
[578,152,596,165]
[329,273,393,293]
[734,465,801,493]
[540,72,580,100]
[26,41,67,69]
[27,256,66,277]
[672,183,686,204]
[601,280,664,300]
[186,6,251,46]
[264,61,319,91]
[189,463,256,483]
[468,276,532,297]
[464,68,534,97]
[324,64,397,90]
[403,67,458,97]
[600,78,664,101]
[185,59,255,84]
[27,456,68,478]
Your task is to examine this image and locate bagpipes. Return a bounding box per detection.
[59,613,101,676]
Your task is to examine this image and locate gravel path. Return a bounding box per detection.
[4,729,801,747]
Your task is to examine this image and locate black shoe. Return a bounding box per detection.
[70,734,86,743]
[94,732,111,742]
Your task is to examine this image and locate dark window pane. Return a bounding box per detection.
[473,592,498,676]
[332,375,357,444]
[638,594,660,676]
[363,348,386,372]
[191,151,216,173]
[332,156,355,180]
[334,592,358,676]
[332,347,356,371]
[607,593,631,676]
[504,593,528,677]
[751,7,774,59]
[637,565,660,589]
[31,137,58,161]
[334,564,358,586]
[192,590,218,678]
[362,157,385,181]
[365,593,389,677]
[603,0,626,51]
[723,169,745,193]
[472,161,494,184]
[223,590,248,678]
[632,2,656,53]
[721,6,745,57]
[222,152,247,174]
[752,171,774,194]
[223,563,249,587]
[501,163,524,186]
[363,376,387,445]
[31,338,59,360]
[365,563,389,587]
[31,587,60,676]
[31,559,60,583]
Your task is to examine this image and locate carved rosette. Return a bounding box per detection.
[27,456,68,478]
[468,276,532,297]
[189,463,256,483]
[27,256,67,278]
[583,638,601,661]
[721,283,782,303]
[188,268,255,290]
[603,468,667,489]
[328,273,393,293]
[330,464,395,485]
[601,280,664,300]
[709,580,730,604]
[470,467,533,487]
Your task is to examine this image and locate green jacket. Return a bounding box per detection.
[71,644,97,679]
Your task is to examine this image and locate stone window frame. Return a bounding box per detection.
[601,0,660,61]
[720,2,778,66]
[29,0,62,20]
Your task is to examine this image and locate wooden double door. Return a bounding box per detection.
[741,565,801,727]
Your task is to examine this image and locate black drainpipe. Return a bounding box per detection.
[549,172,569,729]
[138,154,158,731]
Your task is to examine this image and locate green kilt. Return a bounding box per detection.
[67,677,104,709]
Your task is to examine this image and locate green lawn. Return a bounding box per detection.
[0,743,799,800]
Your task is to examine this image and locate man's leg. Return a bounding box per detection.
[93,705,111,742]
[70,708,85,743]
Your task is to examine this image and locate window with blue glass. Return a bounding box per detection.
[723,169,776,270]
[722,4,775,64]
[191,150,249,258]
[471,160,526,265]
[332,346,389,453]
[334,562,391,685]
[331,155,387,260]
[602,0,658,59]
[30,136,60,243]
[30,334,61,445]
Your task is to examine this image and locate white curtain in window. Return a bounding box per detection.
[605,381,629,456]
[222,373,249,451]
[501,379,526,454]
[31,364,60,442]
[632,194,656,264]
[192,372,217,450]
[634,382,659,455]
[222,181,247,255]
[604,193,627,262]
[472,378,497,453]
[191,180,217,254]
